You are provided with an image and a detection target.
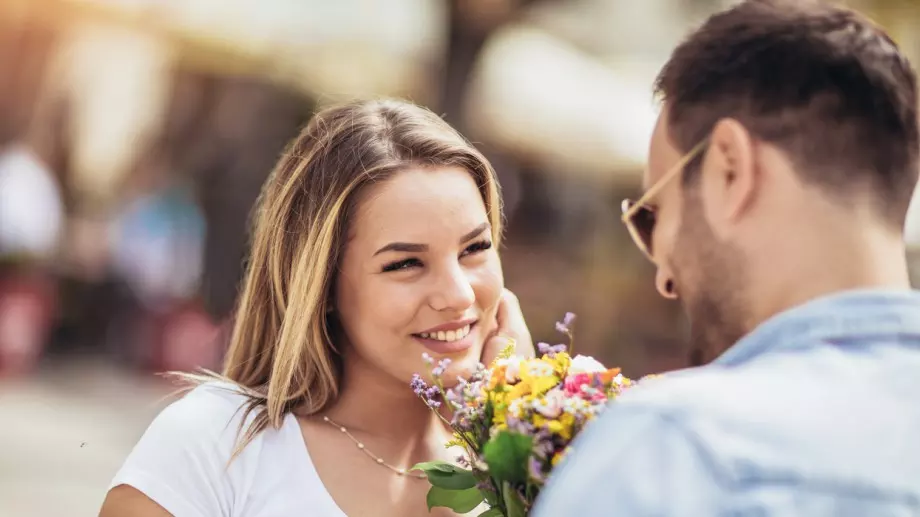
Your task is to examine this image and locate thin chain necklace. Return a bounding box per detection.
[322,416,428,479]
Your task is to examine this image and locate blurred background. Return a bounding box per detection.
[2,0,920,514]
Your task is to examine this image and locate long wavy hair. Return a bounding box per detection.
[185,99,503,454]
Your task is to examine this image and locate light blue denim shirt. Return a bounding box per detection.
[532,289,920,516]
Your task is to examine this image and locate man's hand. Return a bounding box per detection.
[481,288,534,365]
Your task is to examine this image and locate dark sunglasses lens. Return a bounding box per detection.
[631,205,656,255]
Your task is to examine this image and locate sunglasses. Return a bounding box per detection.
[620,138,710,260]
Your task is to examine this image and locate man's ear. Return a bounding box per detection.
[703,118,759,229]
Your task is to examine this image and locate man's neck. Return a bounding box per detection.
[748,223,911,334]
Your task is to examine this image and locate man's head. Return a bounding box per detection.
[623,0,920,363]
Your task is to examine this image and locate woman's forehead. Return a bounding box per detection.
[349,166,487,243]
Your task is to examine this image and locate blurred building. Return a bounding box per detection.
[2,0,920,513]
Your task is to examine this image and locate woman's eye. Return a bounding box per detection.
[462,240,492,257]
[382,241,491,272]
[382,258,422,273]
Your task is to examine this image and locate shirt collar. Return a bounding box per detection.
[713,288,920,367]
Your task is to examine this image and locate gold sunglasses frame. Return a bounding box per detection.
[620,137,711,260]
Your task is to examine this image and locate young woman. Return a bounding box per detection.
[99,99,533,517]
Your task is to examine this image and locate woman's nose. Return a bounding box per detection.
[429,263,476,312]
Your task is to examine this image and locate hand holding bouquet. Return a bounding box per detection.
[410,313,638,516]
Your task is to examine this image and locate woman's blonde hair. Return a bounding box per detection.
[191,99,503,452]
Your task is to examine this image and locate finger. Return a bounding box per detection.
[481,333,514,366]
[481,332,500,365]
[493,293,510,334]
[496,288,521,328]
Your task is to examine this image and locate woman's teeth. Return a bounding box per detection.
[418,324,471,342]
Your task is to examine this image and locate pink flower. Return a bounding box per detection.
[563,373,591,397]
[563,372,609,402]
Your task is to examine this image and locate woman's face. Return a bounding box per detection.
[334,166,503,388]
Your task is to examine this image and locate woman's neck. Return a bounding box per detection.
[322,353,448,452]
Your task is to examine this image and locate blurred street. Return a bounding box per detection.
[2,0,920,515]
[0,358,174,517]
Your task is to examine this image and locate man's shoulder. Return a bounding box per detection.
[577,359,818,473]
[615,364,757,416]
[589,350,920,488]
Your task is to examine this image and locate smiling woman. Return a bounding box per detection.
[99,99,533,517]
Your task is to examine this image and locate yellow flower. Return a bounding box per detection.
[445,436,466,448]
[488,365,508,390]
[551,450,567,467]
[546,352,572,377]
[518,359,560,397]
[507,379,532,400]
[557,412,576,440]
[533,412,576,441]
[489,386,512,425]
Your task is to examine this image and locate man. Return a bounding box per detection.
[533,1,920,515]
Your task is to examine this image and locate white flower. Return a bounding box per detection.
[496,357,525,383]
[527,360,556,377]
[568,355,606,375]
[533,389,566,418]
[507,398,526,418]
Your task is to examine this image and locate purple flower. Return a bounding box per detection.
[431,358,452,378]
[531,429,555,459]
[425,390,442,409]
[469,382,482,399]
[537,342,567,357]
[528,456,547,483]
[410,374,443,408]
[446,388,462,405]
[476,480,493,492]
[451,411,469,430]
[506,416,535,435]
[555,312,576,334]
[410,374,427,396]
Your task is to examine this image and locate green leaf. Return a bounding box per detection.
[502,482,527,517]
[412,460,462,474]
[476,507,504,517]
[415,464,476,490]
[426,486,485,513]
[482,486,500,507]
[483,431,533,484]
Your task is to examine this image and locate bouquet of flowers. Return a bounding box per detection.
[410,313,637,516]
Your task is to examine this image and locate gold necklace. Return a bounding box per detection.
[322,416,428,479]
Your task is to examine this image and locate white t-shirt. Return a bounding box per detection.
[110,383,347,516]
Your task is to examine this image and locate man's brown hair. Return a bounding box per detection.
[656,0,919,226]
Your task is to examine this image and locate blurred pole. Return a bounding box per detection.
[187,78,314,322]
[439,0,554,130]
[439,0,557,224]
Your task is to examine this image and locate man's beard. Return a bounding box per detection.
[673,196,750,366]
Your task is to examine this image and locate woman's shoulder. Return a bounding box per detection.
[169,381,258,422]
[148,381,262,442]
[115,381,271,474]
[108,382,297,515]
